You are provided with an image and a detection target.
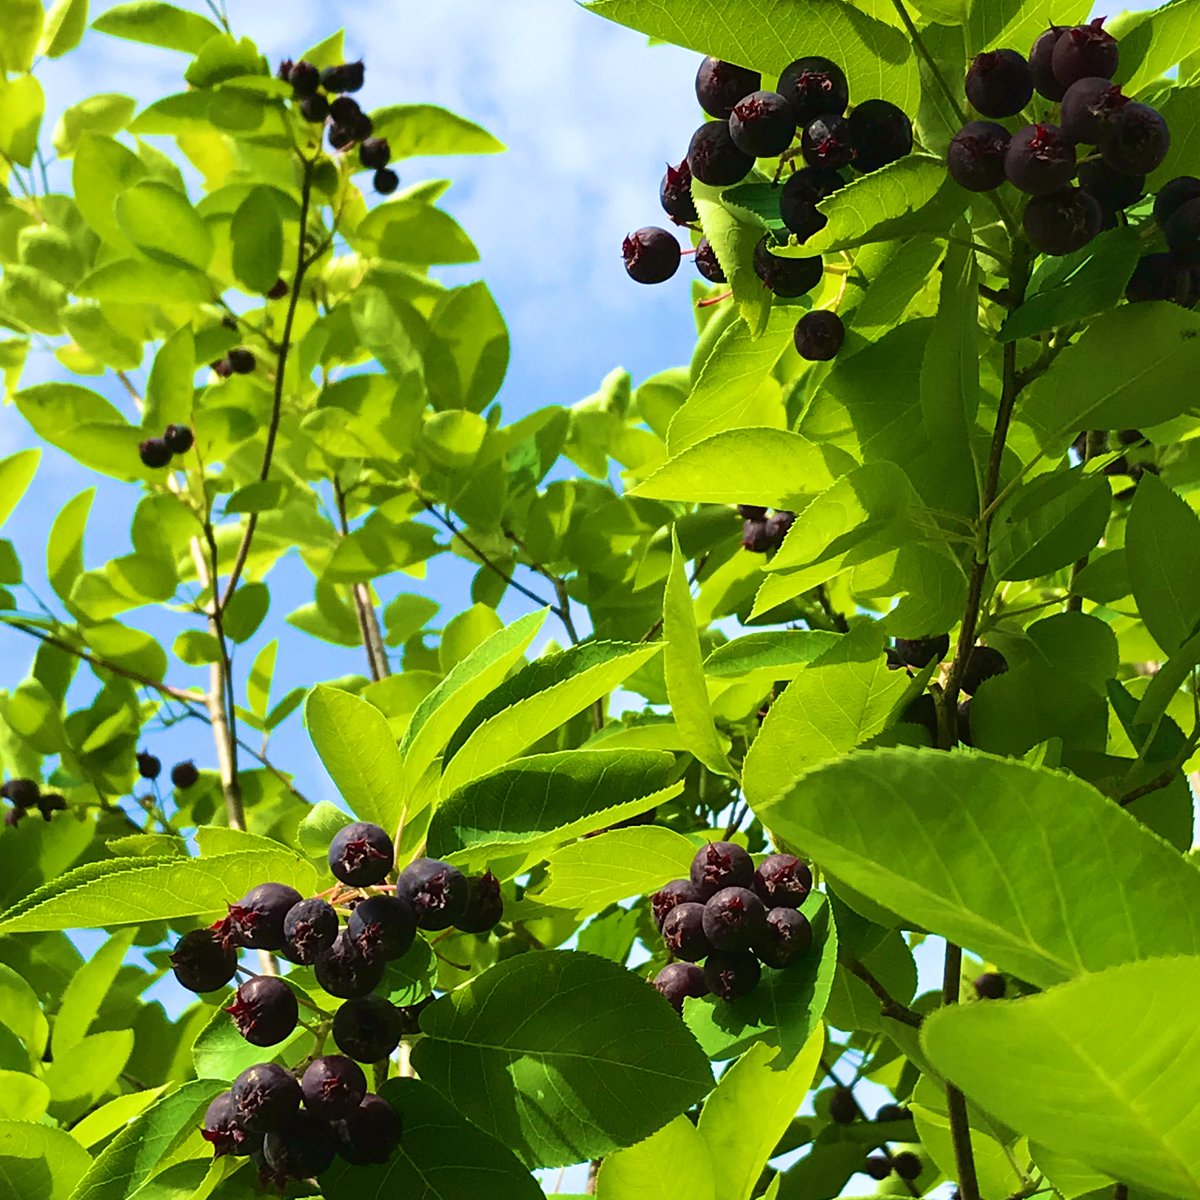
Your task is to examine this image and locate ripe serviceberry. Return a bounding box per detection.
[893,1152,923,1181]
[347,894,417,961]
[263,1111,338,1179]
[801,114,855,170]
[662,902,712,962]
[1,778,39,807]
[266,278,289,300]
[704,951,761,1001]
[730,91,796,158]
[136,751,161,779]
[360,137,391,170]
[277,60,295,83]
[778,56,849,124]
[396,995,434,1036]
[300,93,329,123]
[876,1103,909,1122]
[1078,159,1143,213]
[794,310,845,361]
[753,236,823,297]
[754,854,812,908]
[374,168,400,195]
[737,504,768,520]
[203,1092,260,1158]
[329,124,355,151]
[960,645,1008,694]
[315,931,387,999]
[225,977,299,1047]
[227,348,256,374]
[687,121,754,186]
[653,962,709,1012]
[902,693,939,742]
[332,994,404,1063]
[1005,123,1076,194]
[329,821,394,886]
[848,100,913,172]
[779,167,842,238]
[1103,103,1170,176]
[690,840,755,897]
[163,424,194,454]
[139,438,172,469]
[1024,188,1102,256]
[37,794,66,821]
[947,121,1011,192]
[329,96,361,125]
[865,1156,892,1180]
[170,929,237,994]
[457,871,504,933]
[1125,253,1194,304]
[1029,27,1067,100]
[651,878,704,929]
[1052,20,1118,89]
[757,907,813,968]
[695,57,761,119]
[660,159,698,225]
[829,1087,857,1123]
[1166,198,1200,262]
[395,857,469,930]
[622,227,681,284]
[335,1094,403,1166]
[1155,176,1200,226]
[894,634,950,668]
[232,1063,302,1133]
[694,238,726,283]
[965,50,1033,119]
[289,61,320,96]
[281,897,338,964]
[703,886,767,952]
[219,883,304,950]
[321,61,365,93]
[211,358,234,379]
[743,517,773,553]
[1061,77,1126,145]
[974,971,1007,999]
[766,510,794,546]
[301,1055,367,1120]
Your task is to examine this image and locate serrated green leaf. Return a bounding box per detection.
[596,1115,715,1200]
[0,1120,91,1200]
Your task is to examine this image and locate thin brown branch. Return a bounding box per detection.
[942,942,983,1200]
[844,959,924,1028]
[334,477,390,682]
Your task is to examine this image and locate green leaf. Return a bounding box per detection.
[172,630,222,666]
[0,74,45,167]
[321,1078,540,1200]
[597,1115,715,1200]
[412,950,713,1168]
[0,1120,91,1200]
[1111,0,1200,95]
[43,1028,133,1118]
[192,995,314,1082]
[692,180,773,338]
[0,0,45,72]
[53,929,136,1053]
[355,198,478,265]
[48,488,92,606]
[53,94,136,159]
[143,326,195,431]
[757,748,1200,987]
[0,1072,49,1122]
[91,1,221,52]
[370,104,505,159]
[665,532,735,778]
[114,181,213,271]
[76,258,210,305]
[40,0,89,58]
[0,449,38,531]
[923,956,1200,1200]
[0,962,47,1060]
[704,631,842,679]
[231,186,283,295]
[305,685,405,837]
[0,849,317,933]
[224,581,269,643]
[1126,472,1200,654]
[68,1088,166,1150]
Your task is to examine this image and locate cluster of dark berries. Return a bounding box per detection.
[1072,428,1158,497]
[827,1090,921,1180]
[738,504,794,553]
[889,636,1008,746]
[947,21,1173,257]
[211,346,256,380]
[137,423,194,470]
[1,777,67,827]
[1127,178,1200,306]
[137,751,200,790]
[279,57,398,195]
[650,843,814,1009]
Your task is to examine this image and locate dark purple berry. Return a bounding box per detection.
[1155,176,1200,226]
[960,645,1008,695]
[756,907,813,968]
[348,111,374,142]
[347,894,417,961]
[396,995,434,1036]
[974,971,1007,999]
[766,510,794,547]
[651,879,704,929]
[801,114,855,170]
[277,60,294,83]
[299,93,328,123]
[794,310,845,361]
[1061,77,1127,144]
[301,1056,367,1120]
[232,1063,302,1133]
[1078,159,1143,212]
[396,858,469,930]
[965,50,1033,119]
[321,61,364,94]
[704,950,761,1001]
[877,1103,909,1122]
[263,1110,338,1179]
[170,929,236,994]
[136,751,161,779]
[777,56,849,124]
[1052,20,1119,89]
[779,195,824,242]
[374,168,399,195]
[329,821,394,887]
[947,121,1011,192]
[202,1092,260,1158]
[218,883,304,951]
[687,121,754,186]
[730,91,796,158]
[1024,187,1103,256]
[662,902,712,962]
[227,348,255,375]
[329,96,361,125]
[163,424,194,454]
[1103,101,1172,178]
[171,760,199,789]
[652,962,709,1012]
[694,238,726,283]
[690,840,755,897]
[314,931,387,998]
[779,166,842,237]
[1,778,39,807]
[36,793,66,821]
[289,61,319,97]
[329,124,354,151]
[622,227,681,284]
[743,518,772,553]
[829,1086,857,1123]
[359,137,391,170]
[702,886,767,953]
[893,1152,923,1181]
[865,1156,892,1180]
[695,57,761,119]
[902,693,938,741]
[332,994,404,1063]
[1030,28,1067,101]
[894,634,950,668]
[224,977,299,1047]
[335,1094,403,1166]
[848,100,913,173]
[1166,198,1200,263]
[1005,123,1076,195]
[281,898,338,965]
[753,236,823,297]
[457,871,504,933]
[212,358,234,379]
[737,504,768,520]
[660,159,698,225]
[139,438,172,469]
[754,854,813,908]
[1125,252,1194,304]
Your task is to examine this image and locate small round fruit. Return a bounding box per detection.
[170,929,237,994]
[262,1110,338,1179]
[651,878,704,929]
[694,238,726,283]
[1102,103,1170,176]
[211,358,234,379]
[766,510,794,547]
[1029,27,1066,101]
[321,61,365,94]
[754,854,813,908]
[1077,158,1143,212]
[756,907,813,968]
[396,995,434,1036]
[1155,176,1200,226]
[163,425,194,454]
[801,114,855,170]
[960,645,1008,695]
[1023,188,1103,256]
[703,950,761,1001]
[974,971,1007,999]
[753,236,823,297]
[396,858,470,930]
[743,518,772,553]
[695,57,761,119]
[332,994,404,1063]
[777,56,849,124]
[1166,198,1200,263]
[848,100,913,172]
[690,840,755,897]
[136,751,161,779]
[139,438,172,469]
[374,168,400,195]
[903,693,939,741]
[794,310,845,361]
[300,93,329,123]
[660,159,698,225]
[702,886,767,953]
[224,977,299,1047]
[227,348,255,375]
[329,96,361,125]
[171,760,199,789]
[865,1155,892,1180]
[1052,20,1118,89]
[328,821,394,887]
[876,1103,909,1122]
[729,91,796,158]
[335,1094,403,1166]
[687,121,754,186]
[360,137,391,170]
[738,503,768,520]
[947,121,1011,192]
[829,1086,857,1123]
[1004,123,1076,195]
[301,1055,367,1120]
[893,1151,923,1181]
[347,894,417,961]
[313,931,387,999]
[1125,252,1194,304]
[281,897,339,965]
[965,49,1033,119]
[1061,77,1126,145]
[289,61,319,96]
[894,634,950,668]
[202,1092,260,1158]
[652,962,709,1012]
[662,902,712,962]
[457,871,504,933]
[622,227,681,284]
[232,1063,302,1133]
[1,778,39,807]
[779,167,842,238]
[222,883,304,950]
